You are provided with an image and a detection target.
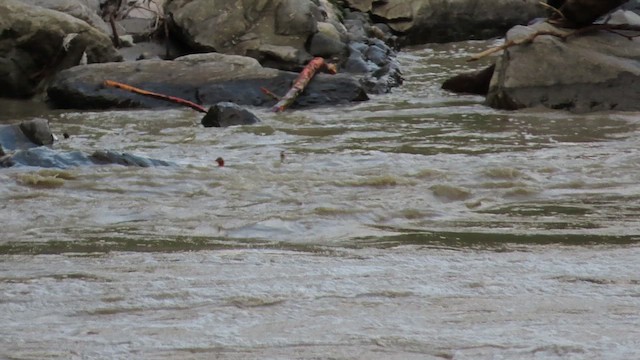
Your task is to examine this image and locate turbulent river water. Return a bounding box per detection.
[2,41,640,359]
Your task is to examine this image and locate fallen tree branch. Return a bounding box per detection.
[269,57,337,112]
[468,23,640,62]
[104,80,207,112]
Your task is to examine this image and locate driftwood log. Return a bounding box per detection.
[548,0,630,27]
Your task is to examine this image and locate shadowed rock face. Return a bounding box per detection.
[0,119,54,151]
[343,0,546,44]
[2,148,173,168]
[486,22,640,112]
[442,65,496,96]
[201,102,261,128]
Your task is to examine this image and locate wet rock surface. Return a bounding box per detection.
[0,117,171,169]
[201,102,261,128]
[0,119,54,151]
[2,147,173,168]
[47,53,369,110]
[486,22,640,112]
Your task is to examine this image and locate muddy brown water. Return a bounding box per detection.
[2,41,640,359]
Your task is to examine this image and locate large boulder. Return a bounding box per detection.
[344,0,546,44]
[47,53,368,110]
[486,22,640,112]
[0,0,121,98]
[163,0,402,93]
[165,0,323,65]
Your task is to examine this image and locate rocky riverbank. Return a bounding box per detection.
[1,0,639,115]
[1,0,547,110]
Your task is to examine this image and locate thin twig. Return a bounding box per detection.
[538,1,565,20]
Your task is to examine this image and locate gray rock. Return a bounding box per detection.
[0,0,121,98]
[47,53,368,110]
[0,118,54,151]
[344,19,369,42]
[275,0,318,35]
[486,22,640,112]
[349,42,369,55]
[163,0,400,93]
[0,115,173,168]
[2,147,172,168]
[343,54,371,73]
[19,118,55,146]
[364,44,388,66]
[88,150,172,167]
[308,32,349,58]
[201,102,261,128]
[361,60,403,94]
[165,0,318,64]
[309,22,348,58]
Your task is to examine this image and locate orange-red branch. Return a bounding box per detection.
[271,57,337,112]
[104,80,207,113]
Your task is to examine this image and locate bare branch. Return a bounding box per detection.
[538,1,565,20]
[468,23,640,62]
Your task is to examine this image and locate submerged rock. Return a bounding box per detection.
[88,150,172,167]
[201,102,261,128]
[0,117,172,169]
[2,147,173,168]
[0,118,55,151]
[486,22,640,112]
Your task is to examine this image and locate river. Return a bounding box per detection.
[1,41,640,359]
